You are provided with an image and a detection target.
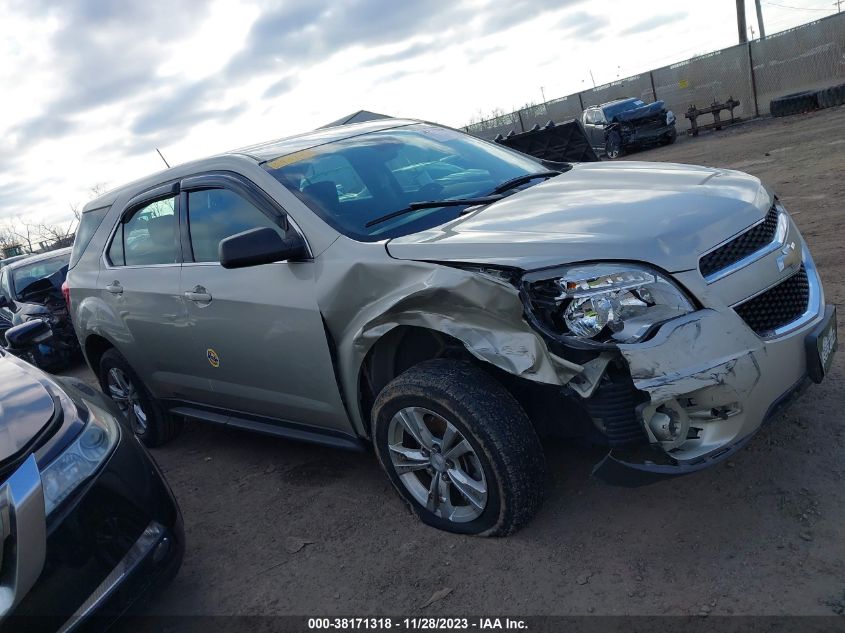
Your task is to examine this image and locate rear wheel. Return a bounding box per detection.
[372,359,546,536]
[98,348,182,447]
[605,131,623,159]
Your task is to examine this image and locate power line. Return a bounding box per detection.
[762,2,830,10]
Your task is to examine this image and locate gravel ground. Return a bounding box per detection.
[60,106,845,620]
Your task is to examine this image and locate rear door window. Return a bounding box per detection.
[186,189,284,263]
[109,197,178,266]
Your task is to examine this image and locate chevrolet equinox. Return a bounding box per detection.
[66,119,837,535]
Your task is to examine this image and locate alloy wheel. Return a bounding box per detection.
[106,367,148,435]
[387,406,488,523]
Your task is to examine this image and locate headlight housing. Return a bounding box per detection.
[523,263,695,344]
[41,401,120,515]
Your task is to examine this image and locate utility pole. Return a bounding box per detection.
[836,0,842,12]
[755,0,766,39]
[540,86,546,103]
[736,0,748,44]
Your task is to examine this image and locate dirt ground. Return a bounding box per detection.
[61,106,845,620]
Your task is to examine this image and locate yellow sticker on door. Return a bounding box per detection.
[207,348,220,368]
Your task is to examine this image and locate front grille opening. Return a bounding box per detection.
[734,265,809,336]
[699,204,779,278]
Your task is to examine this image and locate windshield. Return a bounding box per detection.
[263,123,546,241]
[11,254,69,298]
[603,99,646,119]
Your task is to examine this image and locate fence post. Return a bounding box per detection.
[747,42,760,117]
[516,110,526,133]
[649,71,658,102]
[577,92,584,112]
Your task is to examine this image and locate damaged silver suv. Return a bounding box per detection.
[67,119,836,536]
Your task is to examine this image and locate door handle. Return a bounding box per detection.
[185,286,212,303]
[106,281,123,295]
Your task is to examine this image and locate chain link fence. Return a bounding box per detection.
[465,11,845,139]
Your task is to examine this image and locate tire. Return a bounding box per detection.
[372,359,546,536]
[662,130,677,146]
[604,131,623,159]
[98,348,182,447]
[816,87,832,109]
[770,90,819,117]
[827,84,845,108]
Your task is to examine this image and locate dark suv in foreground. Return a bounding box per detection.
[0,346,182,631]
[67,119,834,536]
[582,98,677,158]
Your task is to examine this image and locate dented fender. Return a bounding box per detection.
[316,256,581,434]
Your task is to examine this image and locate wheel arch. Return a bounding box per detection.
[356,325,578,442]
[358,326,471,437]
[83,332,116,375]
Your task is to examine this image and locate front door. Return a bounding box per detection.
[178,177,349,432]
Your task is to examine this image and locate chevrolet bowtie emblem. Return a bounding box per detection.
[777,241,800,272]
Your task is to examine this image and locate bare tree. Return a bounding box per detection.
[35,220,75,243]
[0,223,19,251]
[7,219,40,254]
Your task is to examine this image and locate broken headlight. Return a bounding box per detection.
[523,263,694,344]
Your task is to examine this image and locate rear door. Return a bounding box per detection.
[99,185,200,400]
[177,172,349,432]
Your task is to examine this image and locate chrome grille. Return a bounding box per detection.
[699,204,779,278]
[734,265,809,336]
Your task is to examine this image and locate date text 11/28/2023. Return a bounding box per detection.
[307,617,528,630]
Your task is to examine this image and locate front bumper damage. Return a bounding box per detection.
[591,290,833,485]
[622,122,676,147]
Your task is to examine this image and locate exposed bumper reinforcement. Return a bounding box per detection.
[592,374,812,487]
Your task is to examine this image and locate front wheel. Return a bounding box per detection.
[605,131,623,159]
[372,360,546,536]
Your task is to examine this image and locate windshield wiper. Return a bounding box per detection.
[489,170,562,195]
[364,195,505,228]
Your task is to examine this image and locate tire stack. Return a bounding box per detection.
[770,83,845,117]
[769,91,819,117]
[816,83,845,110]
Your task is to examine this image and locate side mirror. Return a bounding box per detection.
[5,319,51,349]
[219,227,307,270]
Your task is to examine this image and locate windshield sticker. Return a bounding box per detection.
[207,348,220,368]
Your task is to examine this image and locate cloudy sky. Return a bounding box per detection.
[0,0,837,227]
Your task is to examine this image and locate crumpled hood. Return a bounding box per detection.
[387,161,772,273]
[613,100,666,123]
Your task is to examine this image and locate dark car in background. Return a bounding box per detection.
[0,344,183,632]
[582,98,676,159]
[0,248,80,370]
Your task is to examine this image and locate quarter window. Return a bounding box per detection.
[187,189,284,263]
[109,197,178,266]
